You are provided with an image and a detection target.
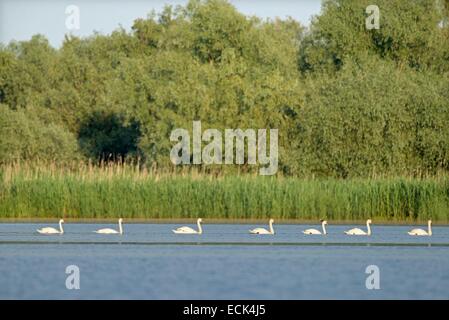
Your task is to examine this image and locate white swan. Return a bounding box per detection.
[345,219,372,236]
[37,219,64,235]
[303,220,327,235]
[95,218,123,234]
[173,218,203,234]
[249,219,275,235]
[408,220,432,236]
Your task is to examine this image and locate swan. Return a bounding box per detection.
[408,220,432,236]
[303,220,327,235]
[249,219,275,235]
[37,219,64,235]
[173,218,203,234]
[95,218,123,234]
[344,219,372,236]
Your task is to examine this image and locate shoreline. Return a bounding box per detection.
[0,217,446,225]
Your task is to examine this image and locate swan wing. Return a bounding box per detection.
[408,228,428,236]
[249,228,271,234]
[303,228,321,235]
[95,228,118,234]
[344,228,366,235]
[173,226,197,234]
[37,227,60,234]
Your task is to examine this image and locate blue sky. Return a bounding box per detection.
[0,0,322,47]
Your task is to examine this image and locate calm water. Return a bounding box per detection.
[1,222,449,299]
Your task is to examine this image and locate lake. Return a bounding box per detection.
[1,222,449,299]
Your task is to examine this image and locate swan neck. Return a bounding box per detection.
[119,220,123,234]
[428,221,432,236]
[197,220,202,234]
[269,221,274,234]
[322,222,327,235]
[59,221,64,234]
[367,221,371,235]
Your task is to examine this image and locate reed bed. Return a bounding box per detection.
[1,162,448,222]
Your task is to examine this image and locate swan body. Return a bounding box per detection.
[345,219,372,236]
[95,218,123,234]
[303,220,327,235]
[250,219,275,235]
[37,219,64,235]
[173,218,203,234]
[408,220,432,236]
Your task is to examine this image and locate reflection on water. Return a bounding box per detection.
[1,223,449,299]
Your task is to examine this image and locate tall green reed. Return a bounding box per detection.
[0,162,448,221]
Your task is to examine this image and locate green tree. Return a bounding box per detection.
[299,0,449,74]
[294,56,449,177]
[0,105,80,163]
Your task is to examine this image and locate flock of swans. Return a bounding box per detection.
[36,218,434,236]
[37,218,125,235]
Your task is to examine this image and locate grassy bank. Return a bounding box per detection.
[1,163,449,222]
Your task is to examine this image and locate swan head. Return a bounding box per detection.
[269,218,274,223]
[322,220,328,225]
[367,219,372,224]
[119,218,123,222]
[197,218,203,223]
[428,219,432,225]
[59,219,64,224]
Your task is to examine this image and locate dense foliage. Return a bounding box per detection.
[1,0,448,178]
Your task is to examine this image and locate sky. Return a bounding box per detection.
[0,0,322,47]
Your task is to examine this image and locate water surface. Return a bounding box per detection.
[1,223,448,299]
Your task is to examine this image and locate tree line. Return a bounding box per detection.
[1,0,449,178]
